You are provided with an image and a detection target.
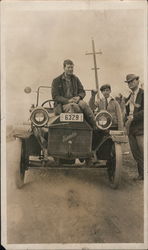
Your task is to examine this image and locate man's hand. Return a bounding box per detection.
[68,96,80,104]
[125,115,133,135]
[127,115,133,120]
[68,98,75,103]
[73,96,81,103]
[91,89,98,96]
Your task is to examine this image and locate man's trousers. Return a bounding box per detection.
[128,133,144,178]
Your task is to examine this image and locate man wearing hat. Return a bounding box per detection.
[124,74,144,180]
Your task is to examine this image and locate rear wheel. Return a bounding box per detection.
[16,140,29,188]
[107,142,122,189]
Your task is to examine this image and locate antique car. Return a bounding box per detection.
[14,85,126,189]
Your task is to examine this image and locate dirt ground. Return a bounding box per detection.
[6,138,144,244]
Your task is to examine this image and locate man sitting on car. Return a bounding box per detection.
[51,59,96,129]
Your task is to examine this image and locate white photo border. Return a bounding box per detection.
[1,0,148,249]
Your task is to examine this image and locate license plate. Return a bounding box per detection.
[60,113,83,122]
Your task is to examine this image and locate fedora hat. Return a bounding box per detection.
[125,74,139,83]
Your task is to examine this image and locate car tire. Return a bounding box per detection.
[107,142,122,189]
[15,139,28,188]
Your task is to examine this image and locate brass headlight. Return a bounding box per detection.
[95,110,112,130]
[30,107,49,127]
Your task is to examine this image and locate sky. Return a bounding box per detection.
[2,1,146,125]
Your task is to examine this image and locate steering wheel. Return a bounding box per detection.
[41,99,53,108]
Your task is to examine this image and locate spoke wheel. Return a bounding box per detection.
[107,142,122,189]
[16,140,28,188]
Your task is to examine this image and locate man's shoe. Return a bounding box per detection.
[133,175,144,181]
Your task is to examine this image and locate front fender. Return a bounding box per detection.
[95,135,113,160]
[14,132,41,156]
[109,130,128,144]
[95,134,112,152]
[14,131,33,139]
[95,131,127,160]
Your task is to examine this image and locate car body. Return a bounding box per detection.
[14,86,127,189]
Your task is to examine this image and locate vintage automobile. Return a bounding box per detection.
[14,86,127,189]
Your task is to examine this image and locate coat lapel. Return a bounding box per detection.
[135,88,142,104]
[134,88,143,113]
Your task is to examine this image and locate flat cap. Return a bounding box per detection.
[100,84,111,91]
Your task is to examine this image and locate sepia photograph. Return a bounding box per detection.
[1,0,147,249]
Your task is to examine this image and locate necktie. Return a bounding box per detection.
[130,92,135,104]
[129,93,135,115]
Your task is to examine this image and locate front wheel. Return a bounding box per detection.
[15,139,29,188]
[106,142,122,189]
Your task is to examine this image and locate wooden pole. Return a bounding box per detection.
[86,38,102,100]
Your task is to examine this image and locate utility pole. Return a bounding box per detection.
[86,38,102,100]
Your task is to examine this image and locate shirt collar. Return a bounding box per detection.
[102,95,114,103]
[62,72,73,80]
[131,87,139,96]
[126,88,139,106]
[61,73,66,80]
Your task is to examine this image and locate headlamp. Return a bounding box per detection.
[95,110,112,130]
[34,112,45,122]
[30,107,49,127]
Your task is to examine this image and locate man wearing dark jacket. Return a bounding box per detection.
[51,59,96,129]
[124,74,144,180]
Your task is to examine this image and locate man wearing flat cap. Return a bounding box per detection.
[124,74,144,180]
[89,84,123,130]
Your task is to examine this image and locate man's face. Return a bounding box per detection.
[64,64,74,76]
[101,88,111,98]
[127,78,139,91]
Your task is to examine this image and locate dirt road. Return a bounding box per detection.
[6,139,144,244]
